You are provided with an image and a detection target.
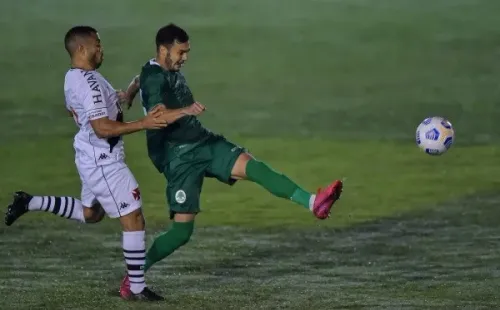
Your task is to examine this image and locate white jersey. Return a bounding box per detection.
[64,69,125,166]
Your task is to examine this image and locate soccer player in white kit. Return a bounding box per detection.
[4,26,204,301]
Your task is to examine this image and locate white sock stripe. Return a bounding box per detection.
[125,259,146,265]
[309,194,316,211]
[123,251,146,258]
[127,270,144,276]
[49,196,55,212]
[58,197,65,217]
[63,197,70,217]
[122,231,147,238]
[129,277,146,283]
[59,197,67,217]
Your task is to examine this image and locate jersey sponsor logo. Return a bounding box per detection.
[89,109,106,119]
[175,190,186,204]
[82,71,103,104]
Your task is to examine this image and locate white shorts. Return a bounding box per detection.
[76,160,142,218]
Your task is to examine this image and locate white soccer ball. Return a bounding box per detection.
[415,116,455,155]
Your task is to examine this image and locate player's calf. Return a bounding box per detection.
[231,154,343,219]
[83,203,105,223]
[140,214,195,273]
[5,191,90,226]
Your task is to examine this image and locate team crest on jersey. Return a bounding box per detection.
[132,187,141,201]
[175,190,186,204]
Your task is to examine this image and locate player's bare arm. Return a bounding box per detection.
[153,102,205,124]
[117,75,140,109]
[91,105,167,138]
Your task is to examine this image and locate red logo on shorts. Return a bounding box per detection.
[132,188,141,201]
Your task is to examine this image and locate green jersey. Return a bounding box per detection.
[140,59,212,172]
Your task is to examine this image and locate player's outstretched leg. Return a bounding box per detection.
[233,154,343,219]
[5,191,88,226]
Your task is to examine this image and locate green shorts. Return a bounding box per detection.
[163,135,245,219]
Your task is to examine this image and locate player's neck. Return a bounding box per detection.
[154,56,170,71]
[71,59,96,71]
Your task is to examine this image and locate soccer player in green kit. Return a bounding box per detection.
[120,23,344,298]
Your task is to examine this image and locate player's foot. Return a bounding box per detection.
[312,180,343,220]
[119,275,164,301]
[129,287,164,301]
[119,275,132,300]
[5,191,32,226]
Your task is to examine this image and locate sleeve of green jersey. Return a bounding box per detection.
[141,72,167,112]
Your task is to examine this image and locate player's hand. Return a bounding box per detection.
[182,102,206,116]
[116,90,132,108]
[140,105,168,130]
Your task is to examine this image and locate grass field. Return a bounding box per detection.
[1,0,500,309]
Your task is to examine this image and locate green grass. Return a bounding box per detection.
[1,0,500,308]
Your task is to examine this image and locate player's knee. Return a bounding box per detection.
[231,152,254,180]
[83,202,105,223]
[120,208,146,231]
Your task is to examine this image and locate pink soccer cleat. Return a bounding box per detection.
[119,274,164,301]
[312,180,343,219]
[119,275,132,300]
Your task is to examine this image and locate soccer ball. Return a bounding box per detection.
[415,116,455,155]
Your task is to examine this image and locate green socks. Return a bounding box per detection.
[144,220,194,272]
[245,159,312,209]
[142,159,312,272]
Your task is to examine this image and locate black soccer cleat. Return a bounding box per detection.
[129,287,164,301]
[5,191,32,226]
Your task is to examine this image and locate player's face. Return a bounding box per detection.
[163,41,190,71]
[82,33,104,69]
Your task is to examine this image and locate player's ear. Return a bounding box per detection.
[76,43,85,55]
[158,45,168,56]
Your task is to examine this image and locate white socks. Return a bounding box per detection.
[123,231,147,294]
[28,196,85,223]
[308,194,316,211]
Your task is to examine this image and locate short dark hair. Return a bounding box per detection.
[155,23,189,50]
[64,26,98,56]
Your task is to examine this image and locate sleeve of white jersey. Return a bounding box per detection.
[80,73,108,121]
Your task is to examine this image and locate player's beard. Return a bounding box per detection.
[165,52,181,71]
[93,53,103,70]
